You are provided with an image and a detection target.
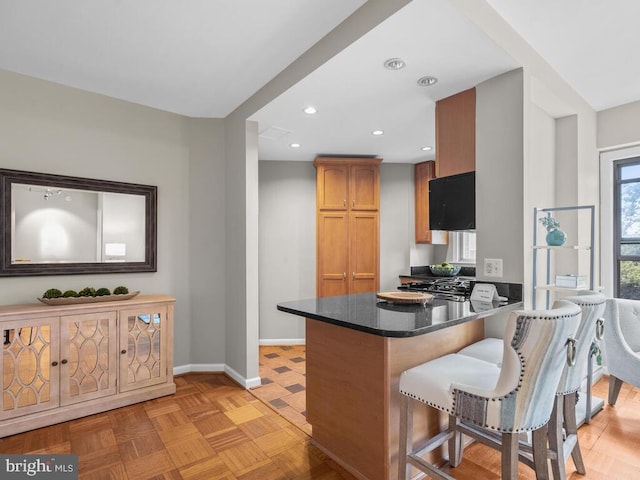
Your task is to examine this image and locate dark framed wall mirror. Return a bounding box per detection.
[0,169,157,276]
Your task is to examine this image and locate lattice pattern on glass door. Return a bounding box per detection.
[125,313,163,385]
[61,312,117,405]
[2,323,56,416]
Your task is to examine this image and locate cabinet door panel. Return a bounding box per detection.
[414,161,448,245]
[349,213,379,294]
[435,87,475,178]
[317,164,348,210]
[317,213,349,298]
[1,317,59,419]
[350,164,379,210]
[119,306,167,392]
[60,312,117,406]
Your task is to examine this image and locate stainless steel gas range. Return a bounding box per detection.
[398,277,473,302]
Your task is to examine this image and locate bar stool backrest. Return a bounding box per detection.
[558,292,606,395]
[452,300,581,433]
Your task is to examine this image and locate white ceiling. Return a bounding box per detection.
[1,0,639,163]
[0,0,365,117]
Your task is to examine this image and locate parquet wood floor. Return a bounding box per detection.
[252,345,640,480]
[0,373,354,479]
[0,344,638,479]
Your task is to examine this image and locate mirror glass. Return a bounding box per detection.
[0,169,156,276]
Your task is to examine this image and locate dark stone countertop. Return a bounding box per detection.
[277,292,523,338]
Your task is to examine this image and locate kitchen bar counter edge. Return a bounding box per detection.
[277,292,523,338]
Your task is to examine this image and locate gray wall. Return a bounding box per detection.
[598,100,640,149]
[475,69,524,284]
[257,161,415,342]
[0,68,229,370]
[380,164,413,290]
[258,161,315,342]
[186,118,228,368]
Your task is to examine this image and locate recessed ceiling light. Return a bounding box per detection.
[384,58,405,70]
[421,146,433,151]
[303,106,317,115]
[290,143,301,148]
[417,76,438,87]
[371,130,384,136]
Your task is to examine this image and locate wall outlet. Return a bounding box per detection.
[484,258,503,278]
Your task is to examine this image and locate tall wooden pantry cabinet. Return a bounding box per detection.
[314,157,381,298]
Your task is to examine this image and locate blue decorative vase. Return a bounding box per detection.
[546,228,566,246]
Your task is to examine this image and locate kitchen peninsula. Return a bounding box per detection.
[277,291,522,480]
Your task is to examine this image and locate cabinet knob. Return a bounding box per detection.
[343,272,346,279]
[51,361,58,367]
[352,199,355,207]
[121,349,127,354]
[352,272,356,279]
[61,359,68,365]
[343,199,346,207]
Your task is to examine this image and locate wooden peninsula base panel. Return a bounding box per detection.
[306,317,484,480]
[0,294,175,437]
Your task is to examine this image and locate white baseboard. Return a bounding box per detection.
[173,363,224,376]
[225,364,261,389]
[259,338,305,346]
[173,363,261,389]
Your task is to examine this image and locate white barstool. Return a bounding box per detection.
[398,300,581,480]
[457,292,606,479]
[603,297,640,405]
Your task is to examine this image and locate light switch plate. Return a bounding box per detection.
[484,258,503,278]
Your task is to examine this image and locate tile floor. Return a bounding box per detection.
[250,345,310,435]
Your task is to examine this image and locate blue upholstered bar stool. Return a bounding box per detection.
[398,300,581,480]
[457,292,606,480]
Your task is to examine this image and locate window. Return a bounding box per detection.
[449,231,476,264]
[614,158,640,299]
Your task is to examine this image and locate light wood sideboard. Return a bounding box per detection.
[0,294,175,437]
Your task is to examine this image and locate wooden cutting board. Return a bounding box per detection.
[376,291,433,304]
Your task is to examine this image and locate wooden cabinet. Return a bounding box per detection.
[435,87,476,178]
[0,295,175,437]
[414,161,448,244]
[315,157,381,297]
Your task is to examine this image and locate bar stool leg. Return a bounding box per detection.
[502,432,519,479]
[564,392,586,474]
[531,424,550,480]
[398,394,413,480]
[448,414,462,467]
[548,395,566,480]
[608,375,623,406]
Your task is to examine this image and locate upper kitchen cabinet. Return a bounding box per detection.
[314,157,381,211]
[435,88,476,178]
[414,161,448,244]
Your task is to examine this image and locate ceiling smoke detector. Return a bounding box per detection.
[383,58,406,70]
[417,76,438,87]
